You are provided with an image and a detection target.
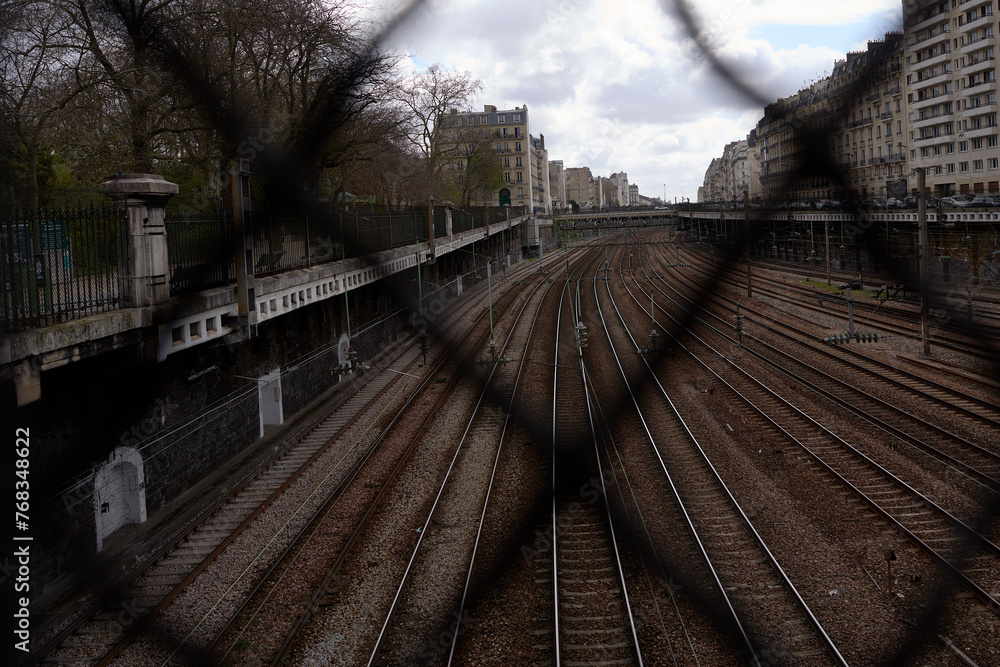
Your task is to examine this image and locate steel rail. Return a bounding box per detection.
[631,246,1000,613]
[27,337,414,667]
[603,247,847,667]
[365,255,545,666]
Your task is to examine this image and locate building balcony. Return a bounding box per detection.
[964,124,999,138]
[961,36,994,54]
[914,131,956,146]
[964,101,999,115]
[906,11,950,35]
[912,49,952,69]
[910,70,950,91]
[965,77,997,90]
[958,12,995,36]
[914,113,954,129]
[963,57,996,76]
[910,28,951,50]
[911,92,954,110]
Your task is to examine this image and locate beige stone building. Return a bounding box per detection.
[751,30,907,202]
[548,160,567,211]
[829,32,907,200]
[565,166,595,208]
[529,135,551,213]
[436,104,551,210]
[903,0,1000,196]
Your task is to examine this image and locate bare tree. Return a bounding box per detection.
[395,64,483,190]
[0,0,97,206]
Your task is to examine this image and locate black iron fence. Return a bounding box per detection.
[165,212,234,294]
[1,204,130,334]
[249,206,525,277]
[2,194,527,331]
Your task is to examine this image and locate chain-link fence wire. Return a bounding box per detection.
[15,0,1000,663]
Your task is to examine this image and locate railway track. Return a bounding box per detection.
[365,261,548,666]
[594,246,845,666]
[551,253,643,667]
[646,241,1000,497]
[26,332,420,667]
[201,252,556,665]
[683,239,1000,359]
[628,245,1000,631]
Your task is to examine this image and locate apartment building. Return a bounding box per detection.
[530,135,551,213]
[750,30,908,201]
[756,79,837,201]
[566,166,595,208]
[549,160,567,210]
[610,172,630,207]
[436,104,543,209]
[903,0,1000,195]
[629,183,639,206]
[830,32,907,199]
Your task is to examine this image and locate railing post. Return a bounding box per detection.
[230,159,257,336]
[99,173,178,307]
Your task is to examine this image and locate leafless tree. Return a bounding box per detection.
[0,0,98,206]
[395,64,484,192]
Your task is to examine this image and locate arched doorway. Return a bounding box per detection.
[94,446,147,552]
[499,188,511,207]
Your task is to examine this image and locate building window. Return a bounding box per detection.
[516,171,523,183]
[960,161,970,172]
[947,163,956,173]
[974,159,984,170]
[515,142,521,152]
[504,157,509,167]
[514,127,521,137]
[505,172,511,183]
[990,158,1000,169]
[946,143,955,153]
[513,114,521,122]
[480,116,487,124]
[498,114,505,123]
[960,140,969,151]
[515,156,522,167]
[973,138,984,149]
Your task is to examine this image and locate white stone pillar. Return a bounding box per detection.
[100,173,178,307]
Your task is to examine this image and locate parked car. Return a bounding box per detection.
[839,199,859,209]
[941,196,971,207]
[970,196,1000,207]
[861,197,886,208]
[885,198,905,208]
[815,199,841,209]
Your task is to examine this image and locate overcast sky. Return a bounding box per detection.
[376,0,902,203]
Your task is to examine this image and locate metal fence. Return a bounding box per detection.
[162,203,526,285]
[1,204,130,334]
[165,212,234,294]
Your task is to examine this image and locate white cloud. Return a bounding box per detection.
[373,0,905,201]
